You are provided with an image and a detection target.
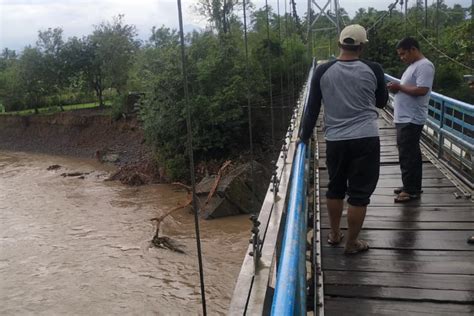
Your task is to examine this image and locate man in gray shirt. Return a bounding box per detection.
[300,24,388,254]
[387,37,435,203]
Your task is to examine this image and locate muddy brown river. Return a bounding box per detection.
[0,151,251,315]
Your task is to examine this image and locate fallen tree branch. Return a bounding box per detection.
[150,161,231,251]
[201,160,231,213]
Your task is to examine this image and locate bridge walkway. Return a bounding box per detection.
[316,113,474,315]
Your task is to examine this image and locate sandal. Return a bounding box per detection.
[467,236,474,244]
[327,230,344,245]
[394,187,423,194]
[394,192,420,203]
[344,239,369,254]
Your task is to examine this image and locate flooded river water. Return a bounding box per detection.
[0,151,251,315]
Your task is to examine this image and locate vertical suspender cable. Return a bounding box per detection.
[435,0,439,46]
[307,0,312,63]
[223,0,227,34]
[404,0,408,35]
[414,0,418,34]
[265,0,275,152]
[285,0,292,116]
[242,0,256,255]
[425,0,428,29]
[335,0,340,37]
[176,1,207,315]
[277,0,285,130]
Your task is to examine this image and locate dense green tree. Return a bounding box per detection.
[196,0,244,34]
[149,25,179,48]
[18,47,46,113]
[89,15,139,101]
[0,58,23,111]
[36,27,67,110]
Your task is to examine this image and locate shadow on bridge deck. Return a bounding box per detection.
[317,115,474,315]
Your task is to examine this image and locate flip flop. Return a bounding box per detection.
[394,188,423,194]
[394,192,420,203]
[327,231,344,245]
[344,239,369,254]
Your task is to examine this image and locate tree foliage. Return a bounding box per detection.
[0,2,471,179]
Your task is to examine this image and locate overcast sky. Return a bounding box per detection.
[0,0,471,52]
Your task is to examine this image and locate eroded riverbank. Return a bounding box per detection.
[0,151,251,315]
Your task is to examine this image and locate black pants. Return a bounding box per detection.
[326,137,380,206]
[396,123,424,194]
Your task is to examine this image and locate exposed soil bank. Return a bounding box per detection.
[0,109,164,186]
[0,109,147,164]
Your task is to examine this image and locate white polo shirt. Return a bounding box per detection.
[394,58,435,125]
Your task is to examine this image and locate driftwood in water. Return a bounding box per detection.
[150,161,232,252]
[60,172,90,177]
[196,161,269,219]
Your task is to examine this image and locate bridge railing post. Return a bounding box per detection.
[437,99,445,158]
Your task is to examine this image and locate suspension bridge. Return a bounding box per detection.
[170,0,473,314]
[225,1,473,315]
[228,60,473,315]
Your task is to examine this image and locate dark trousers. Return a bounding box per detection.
[326,137,380,206]
[396,123,424,194]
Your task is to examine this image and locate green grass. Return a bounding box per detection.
[0,101,112,116]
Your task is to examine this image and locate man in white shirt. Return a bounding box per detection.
[387,37,435,203]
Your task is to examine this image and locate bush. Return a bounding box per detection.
[110,94,127,120]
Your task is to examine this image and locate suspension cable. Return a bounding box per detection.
[285,0,293,115]
[242,0,258,272]
[366,0,399,32]
[339,0,347,27]
[406,18,474,71]
[404,0,473,71]
[176,1,206,315]
[266,0,275,152]
[277,0,285,130]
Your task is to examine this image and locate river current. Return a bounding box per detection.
[0,151,251,315]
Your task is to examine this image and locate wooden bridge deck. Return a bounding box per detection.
[316,117,474,315]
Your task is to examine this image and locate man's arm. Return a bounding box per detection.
[373,63,389,108]
[387,82,429,96]
[299,64,328,142]
[387,61,435,96]
[361,60,388,108]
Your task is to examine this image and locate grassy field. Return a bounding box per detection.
[0,102,111,116]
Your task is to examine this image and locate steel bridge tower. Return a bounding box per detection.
[307,0,342,58]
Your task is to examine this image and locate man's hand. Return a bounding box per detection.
[387,81,401,93]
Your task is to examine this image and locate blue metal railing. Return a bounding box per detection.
[270,60,316,315]
[385,74,473,180]
[270,141,308,315]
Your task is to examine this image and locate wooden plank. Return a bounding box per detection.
[319,165,450,178]
[321,229,474,251]
[321,249,474,274]
[321,206,474,222]
[324,284,474,303]
[319,178,458,189]
[324,297,474,316]
[319,194,472,206]
[370,177,455,188]
[324,270,474,291]
[321,220,474,230]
